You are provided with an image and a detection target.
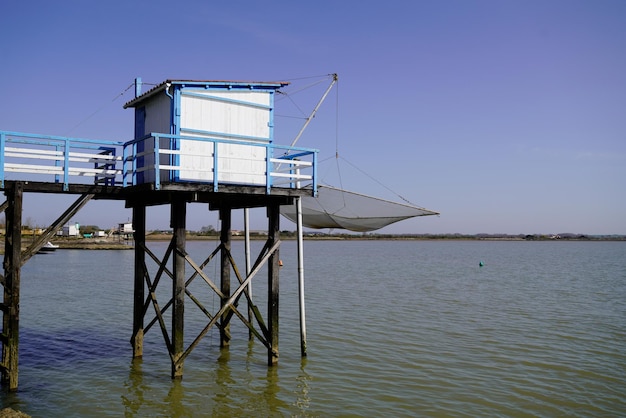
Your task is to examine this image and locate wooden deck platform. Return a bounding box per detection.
[0,133,314,391]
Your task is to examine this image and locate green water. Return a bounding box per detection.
[2,240,625,417]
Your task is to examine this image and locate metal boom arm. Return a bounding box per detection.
[289,73,338,148]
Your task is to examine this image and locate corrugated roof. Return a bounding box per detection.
[123,79,290,108]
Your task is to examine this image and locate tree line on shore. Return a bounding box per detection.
[4,223,624,241]
[164,230,626,241]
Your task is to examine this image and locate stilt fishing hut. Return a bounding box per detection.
[122,79,317,379]
[0,78,317,390]
[2,74,438,391]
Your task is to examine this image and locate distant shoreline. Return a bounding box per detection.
[4,232,624,252]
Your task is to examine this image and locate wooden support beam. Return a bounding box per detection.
[0,177,310,386]
[21,193,94,266]
[183,250,224,298]
[220,208,232,348]
[267,203,280,366]
[176,239,280,366]
[1,182,23,391]
[142,242,174,354]
[171,200,186,379]
[131,205,146,358]
[0,180,126,197]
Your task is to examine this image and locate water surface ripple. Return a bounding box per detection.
[1,241,625,417]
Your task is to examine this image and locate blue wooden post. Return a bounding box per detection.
[154,135,161,190]
[0,132,5,188]
[134,77,142,98]
[213,143,219,192]
[63,140,70,191]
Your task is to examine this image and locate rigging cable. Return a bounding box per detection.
[333,79,347,208]
[323,76,423,209]
[65,81,159,136]
[338,155,418,207]
[65,82,135,136]
[275,76,333,119]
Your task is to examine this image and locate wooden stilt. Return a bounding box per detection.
[1,182,23,391]
[220,208,231,348]
[0,178,306,387]
[131,205,146,358]
[267,203,280,365]
[171,200,186,379]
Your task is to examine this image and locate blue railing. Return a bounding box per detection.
[0,131,123,191]
[123,133,317,194]
[0,130,317,194]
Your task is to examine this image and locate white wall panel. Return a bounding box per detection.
[178,89,272,184]
[216,142,266,185]
[178,134,214,181]
[144,93,171,134]
[132,83,278,186]
[180,91,271,141]
[141,93,172,183]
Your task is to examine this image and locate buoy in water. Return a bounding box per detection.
[479,261,484,267]
[279,260,283,267]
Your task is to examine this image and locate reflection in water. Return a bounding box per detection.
[263,364,285,416]
[122,358,144,417]
[165,379,192,418]
[211,348,234,417]
[120,342,315,416]
[293,358,313,417]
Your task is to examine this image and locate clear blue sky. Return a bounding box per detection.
[1,0,624,235]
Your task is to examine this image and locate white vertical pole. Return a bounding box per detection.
[296,196,307,356]
[244,209,251,273]
[244,208,252,340]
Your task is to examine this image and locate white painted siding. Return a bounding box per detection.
[60,224,79,236]
[176,138,267,184]
[119,222,134,233]
[142,93,172,183]
[180,90,271,140]
[144,93,171,134]
[216,142,267,185]
[177,133,215,181]
[177,90,272,184]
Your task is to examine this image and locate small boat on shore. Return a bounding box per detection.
[38,241,59,253]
